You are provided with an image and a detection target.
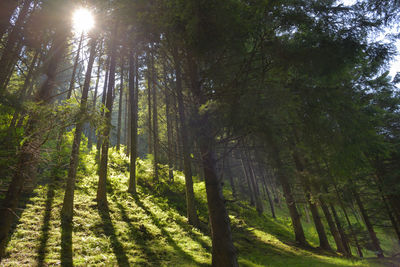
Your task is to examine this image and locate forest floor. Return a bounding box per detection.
[1,148,400,266]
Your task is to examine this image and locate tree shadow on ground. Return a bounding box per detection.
[132,194,209,267]
[138,178,210,234]
[36,181,56,266]
[140,193,212,252]
[234,223,351,267]
[97,205,130,267]
[116,202,161,266]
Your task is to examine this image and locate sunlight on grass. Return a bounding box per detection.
[1,140,397,266]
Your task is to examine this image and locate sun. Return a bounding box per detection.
[72,8,94,34]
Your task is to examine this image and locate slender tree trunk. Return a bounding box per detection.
[244,147,263,214]
[61,36,97,222]
[147,56,153,155]
[329,203,352,256]
[260,169,276,218]
[318,195,347,254]
[331,183,363,257]
[0,18,69,259]
[67,33,84,99]
[88,49,103,149]
[96,57,110,163]
[225,156,236,199]
[271,146,307,246]
[151,50,159,182]
[0,0,31,91]
[239,150,255,206]
[97,23,118,209]
[174,50,199,227]
[374,174,400,243]
[292,151,330,250]
[164,67,174,182]
[124,84,129,155]
[128,50,138,194]
[116,59,124,151]
[352,186,384,258]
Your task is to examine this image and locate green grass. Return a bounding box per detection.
[1,147,398,266]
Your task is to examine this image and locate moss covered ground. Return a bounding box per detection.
[1,147,399,266]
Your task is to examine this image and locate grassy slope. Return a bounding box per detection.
[1,148,399,266]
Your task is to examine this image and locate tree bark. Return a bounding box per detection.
[271,146,307,246]
[97,22,118,209]
[96,56,110,163]
[187,55,238,266]
[318,195,347,254]
[239,150,255,206]
[0,0,19,39]
[164,66,174,182]
[61,36,97,222]
[329,203,352,256]
[151,49,159,182]
[292,150,331,250]
[67,33,84,99]
[244,146,263,214]
[174,50,199,227]
[0,0,31,92]
[352,186,384,258]
[128,50,138,194]
[116,58,124,151]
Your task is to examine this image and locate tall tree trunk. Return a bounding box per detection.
[88,47,103,149]
[329,203,352,256]
[331,182,363,257]
[244,146,263,214]
[151,50,159,182]
[164,66,174,182]
[0,0,20,39]
[174,50,199,227]
[292,152,331,250]
[239,150,255,206]
[225,156,236,199]
[271,146,307,246]
[147,56,153,155]
[0,0,31,92]
[0,18,69,259]
[374,173,400,243]
[97,23,118,209]
[187,55,238,266]
[318,194,347,254]
[352,185,384,258]
[96,57,110,163]
[66,33,84,99]
[260,169,276,218]
[128,50,138,194]
[116,59,124,151]
[61,36,97,222]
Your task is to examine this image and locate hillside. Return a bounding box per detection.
[1,147,399,266]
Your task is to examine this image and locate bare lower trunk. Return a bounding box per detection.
[174,50,199,227]
[97,23,118,209]
[128,50,138,194]
[319,195,347,254]
[353,187,384,258]
[61,36,97,222]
